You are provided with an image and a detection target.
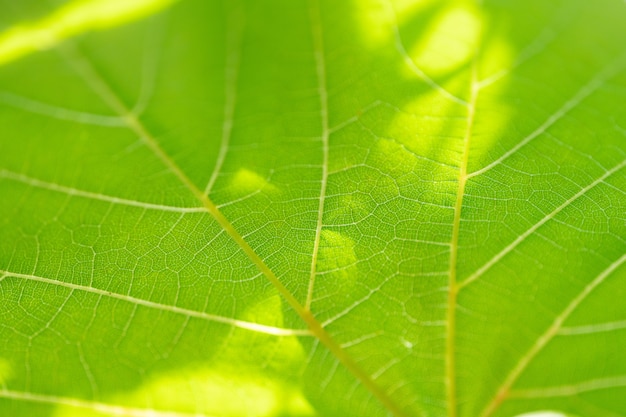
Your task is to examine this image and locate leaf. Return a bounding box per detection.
[0,0,625,416]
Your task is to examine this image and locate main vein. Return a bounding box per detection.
[59,41,408,417]
[58,42,305,320]
[305,0,330,311]
[446,58,479,417]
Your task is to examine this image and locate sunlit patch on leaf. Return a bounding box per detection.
[0,358,12,385]
[0,0,177,66]
[228,168,278,197]
[513,412,574,417]
[406,5,481,77]
[54,369,314,417]
[0,0,625,416]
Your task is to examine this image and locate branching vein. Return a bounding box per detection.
[204,3,244,196]
[0,169,205,213]
[385,0,468,106]
[478,253,626,416]
[459,159,626,289]
[2,270,310,336]
[509,375,626,399]
[469,54,626,178]
[0,91,124,126]
[558,319,626,336]
[57,40,409,417]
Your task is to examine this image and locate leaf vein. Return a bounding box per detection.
[306,0,330,311]
[0,169,205,213]
[446,54,480,417]
[1,270,311,337]
[56,37,409,417]
[509,375,626,399]
[469,54,626,178]
[385,0,468,106]
[479,252,626,417]
[0,91,125,126]
[203,2,244,196]
[459,158,626,289]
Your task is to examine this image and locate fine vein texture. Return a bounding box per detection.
[0,1,625,417]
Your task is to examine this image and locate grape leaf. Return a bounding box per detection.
[1,0,625,416]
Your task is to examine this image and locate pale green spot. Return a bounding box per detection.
[230,168,278,196]
[0,358,12,385]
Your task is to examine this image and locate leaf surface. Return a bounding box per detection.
[0,1,625,417]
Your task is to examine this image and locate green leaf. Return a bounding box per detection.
[1,0,625,416]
